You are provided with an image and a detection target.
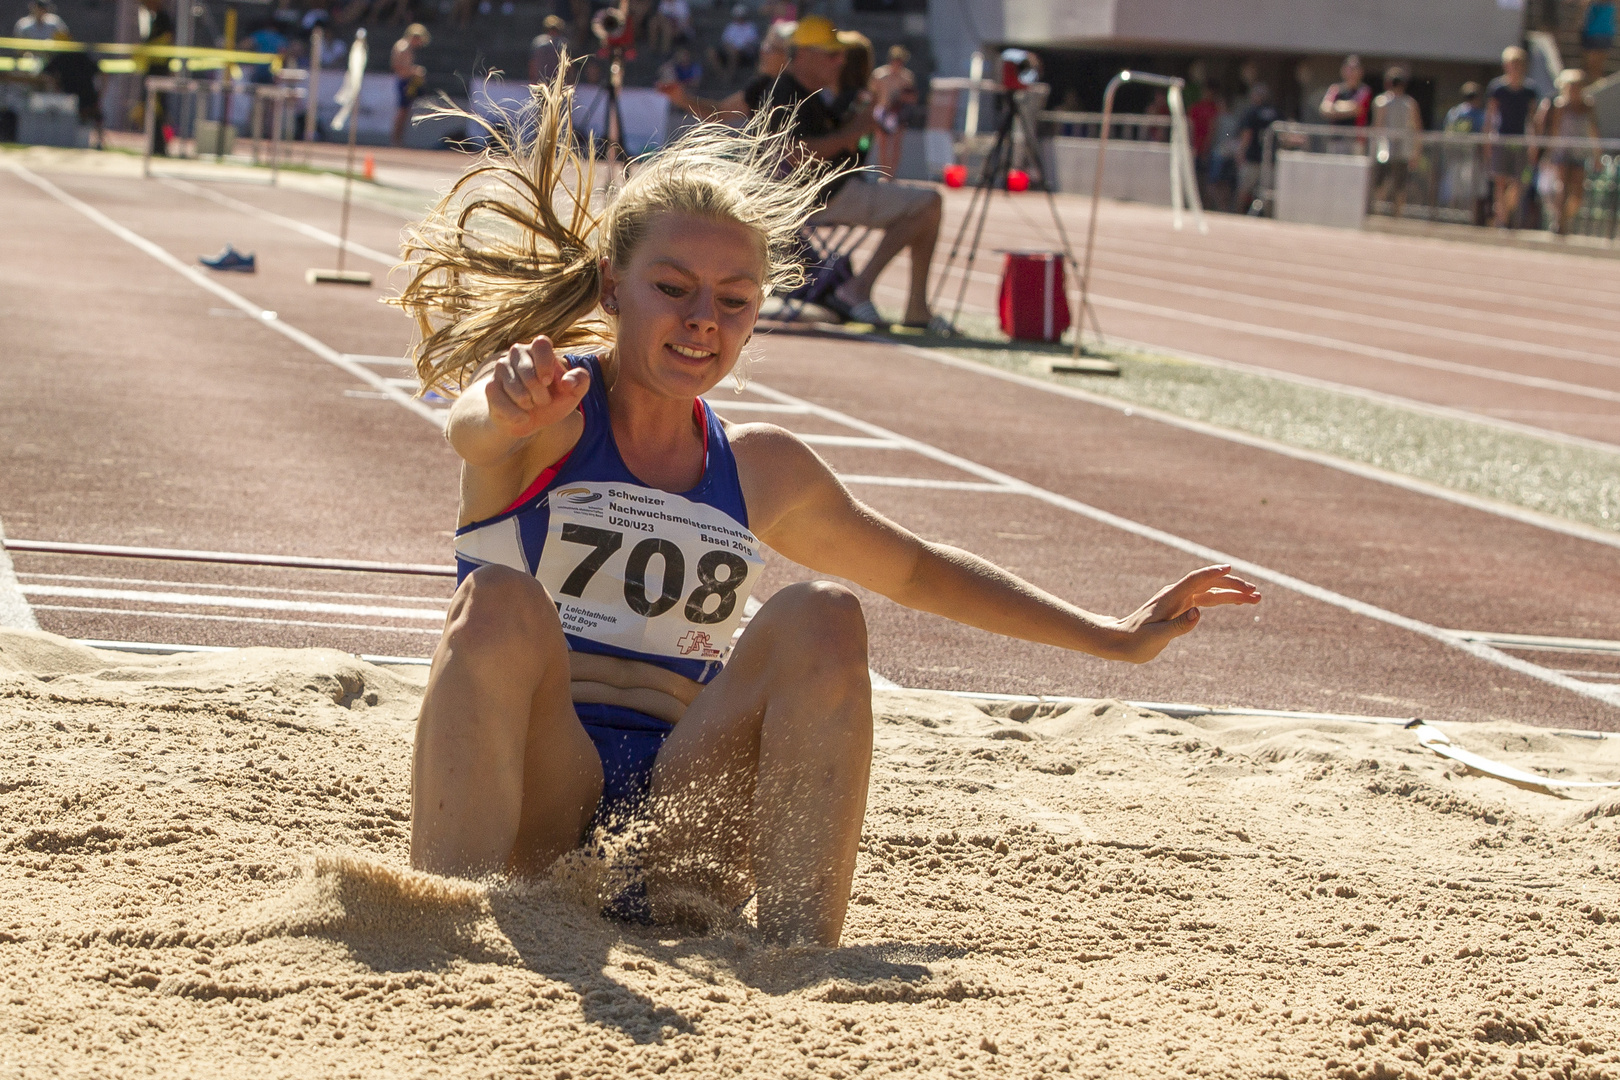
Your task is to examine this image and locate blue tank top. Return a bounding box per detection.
[453,353,763,684]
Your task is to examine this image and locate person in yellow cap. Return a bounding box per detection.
[663,13,946,331]
[392,23,431,147]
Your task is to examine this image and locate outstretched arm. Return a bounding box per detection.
[742,428,1259,663]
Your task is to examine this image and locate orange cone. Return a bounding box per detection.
[363,154,375,182]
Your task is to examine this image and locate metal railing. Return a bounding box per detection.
[1260,120,1620,240]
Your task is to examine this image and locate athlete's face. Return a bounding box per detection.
[603,212,765,398]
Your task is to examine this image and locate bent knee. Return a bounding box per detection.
[445,565,560,655]
[769,581,868,656]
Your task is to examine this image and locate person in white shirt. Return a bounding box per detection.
[714,5,760,79]
[649,0,690,55]
[1371,66,1422,219]
[13,0,69,40]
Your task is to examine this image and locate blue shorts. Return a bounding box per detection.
[577,703,673,922]
[578,702,673,823]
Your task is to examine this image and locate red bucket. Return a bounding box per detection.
[998,252,1071,342]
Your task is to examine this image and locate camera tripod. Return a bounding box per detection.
[589,46,630,175]
[930,89,1099,345]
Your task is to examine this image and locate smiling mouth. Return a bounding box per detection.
[667,343,715,360]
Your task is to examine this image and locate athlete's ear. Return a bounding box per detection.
[598,256,619,317]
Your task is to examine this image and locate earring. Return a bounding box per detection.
[603,298,619,315]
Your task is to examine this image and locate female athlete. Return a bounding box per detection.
[395,75,1260,948]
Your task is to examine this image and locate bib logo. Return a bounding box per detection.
[553,487,604,517]
[676,630,720,658]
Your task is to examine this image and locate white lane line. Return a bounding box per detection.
[73,637,434,665]
[1098,330,1620,457]
[1449,630,1620,655]
[20,584,447,622]
[8,164,445,431]
[18,571,449,605]
[1095,267,1620,373]
[1089,293,1620,405]
[1093,247,1620,346]
[157,176,399,267]
[796,434,904,448]
[6,538,457,576]
[745,378,1620,710]
[0,517,38,630]
[889,341,1620,552]
[838,475,1017,492]
[702,400,811,413]
[874,277,1620,457]
[35,604,441,634]
[345,353,412,367]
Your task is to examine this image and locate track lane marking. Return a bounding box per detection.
[19,584,448,621]
[744,378,1620,710]
[1093,267,1620,372]
[1090,246,1620,345]
[27,166,1615,706]
[18,571,449,605]
[32,604,442,634]
[157,176,399,266]
[926,255,1620,402]
[7,164,446,430]
[883,339,1620,552]
[992,194,1620,311]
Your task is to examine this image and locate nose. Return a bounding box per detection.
[684,287,720,335]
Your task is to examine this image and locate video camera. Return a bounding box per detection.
[999,48,1041,92]
[591,5,625,42]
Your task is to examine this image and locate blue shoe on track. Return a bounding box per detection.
[199,245,256,273]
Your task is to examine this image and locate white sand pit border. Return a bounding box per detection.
[3,628,1619,1079]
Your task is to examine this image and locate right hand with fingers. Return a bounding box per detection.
[484,335,591,440]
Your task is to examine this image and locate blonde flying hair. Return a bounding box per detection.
[392,66,844,399]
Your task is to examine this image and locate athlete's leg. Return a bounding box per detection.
[411,565,604,878]
[644,581,873,946]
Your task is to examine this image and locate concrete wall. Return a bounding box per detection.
[1273,151,1371,229]
[1042,137,1175,204]
[1001,0,1523,64]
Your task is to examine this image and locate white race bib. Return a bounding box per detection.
[532,481,763,662]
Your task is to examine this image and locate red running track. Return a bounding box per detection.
[2,162,1617,731]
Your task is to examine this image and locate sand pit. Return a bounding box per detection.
[2,627,1618,1079]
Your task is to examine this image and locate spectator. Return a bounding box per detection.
[656,44,702,94]
[530,14,569,84]
[1144,89,1170,142]
[1186,81,1219,166]
[240,21,289,85]
[665,15,944,329]
[13,0,67,39]
[1486,45,1542,228]
[1372,66,1421,219]
[757,20,790,78]
[1441,82,1486,219]
[1581,0,1615,80]
[1207,94,1241,210]
[834,29,873,114]
[869,44,916,178]
[1319,54,1372,143]
[713,5,760,80]
[648,0,691,55]
[42,29,103,149]
[1538,68,1600,234]
[1235,82,1277,213]
[759,0,796,26]
[1445,81,1485,132]
[391,23,430,147]
[137,0,174,155]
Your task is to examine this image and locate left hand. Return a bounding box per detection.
[1113,565,1260,663]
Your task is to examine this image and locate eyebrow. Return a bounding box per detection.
[650,257,761,286]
